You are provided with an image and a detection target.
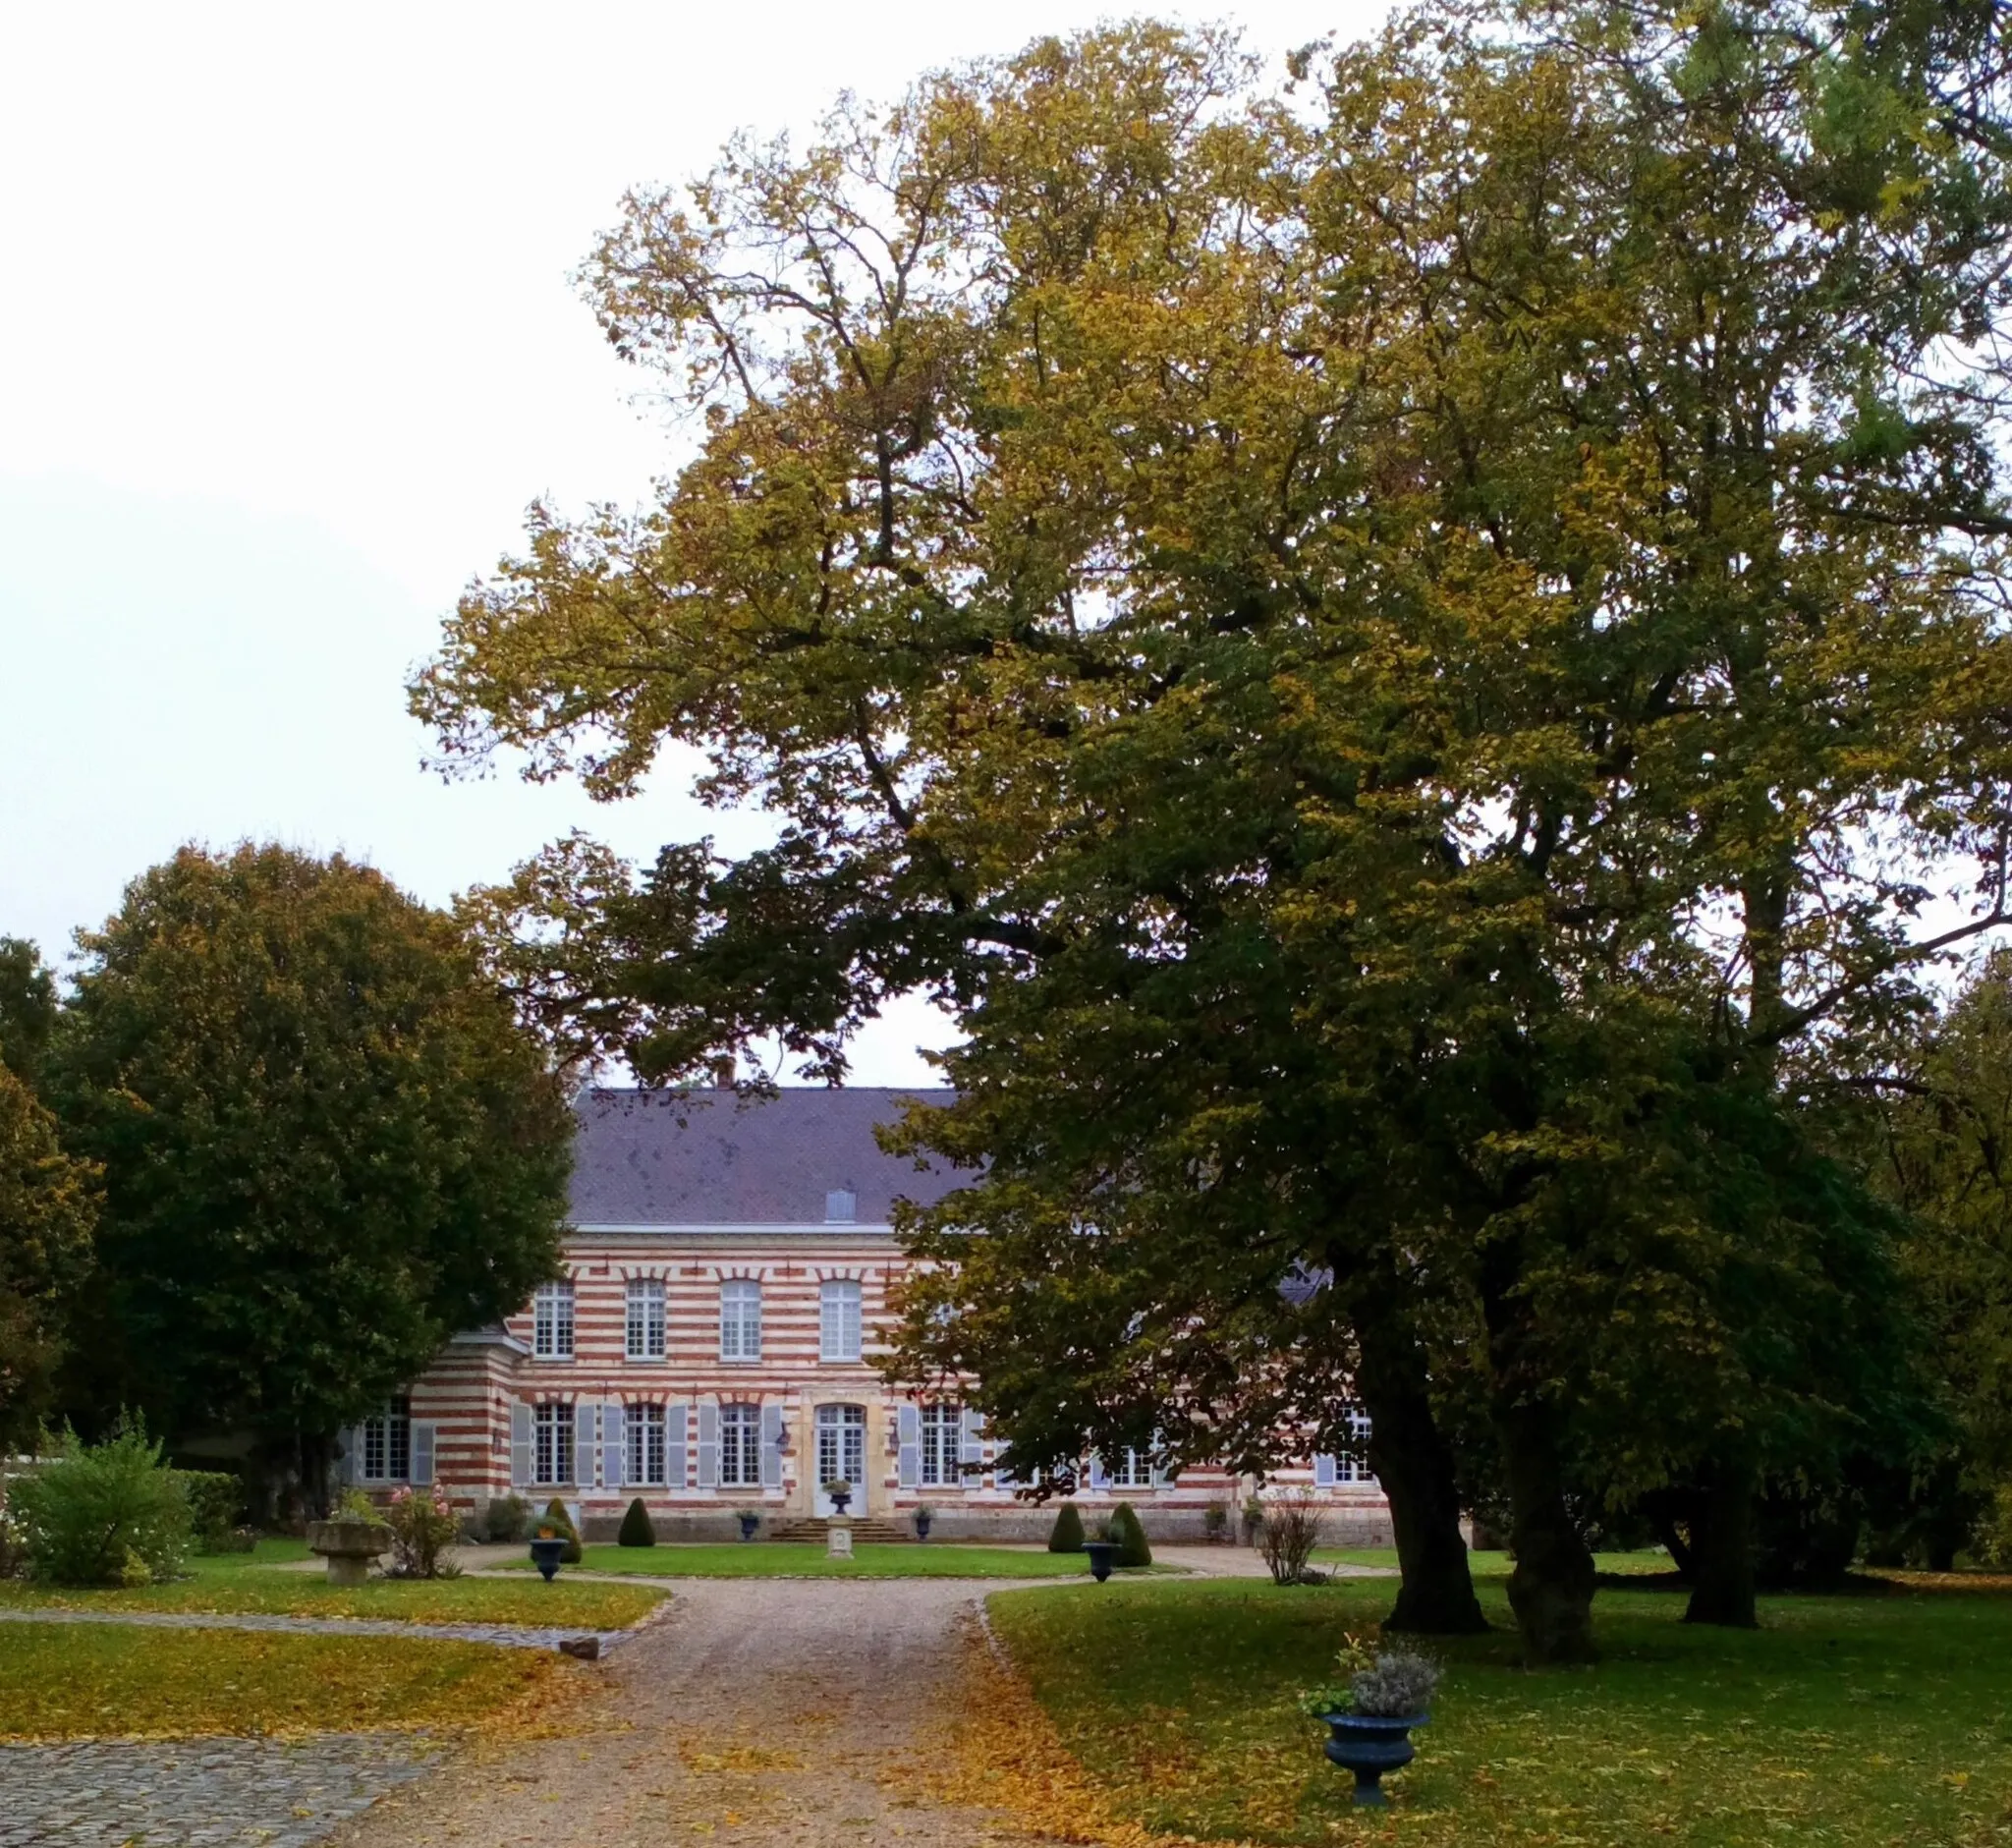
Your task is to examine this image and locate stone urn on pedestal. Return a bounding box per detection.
[307,1518,391,1586]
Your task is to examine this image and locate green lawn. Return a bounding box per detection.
[984,1575,2012,1847]
[0,1620,561,1740]
[1313,1547,1673,1576]
[0,1537,668,1629]
[496,1541,1153,1579]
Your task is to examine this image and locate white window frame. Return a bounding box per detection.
[361,1397,411,1483]
[819,1278,863,1364]
[920,1403,961,1488]
[1337,1406,1376,1484]
[626,1278,666,1362]
[533,1281,576,1361]
[719,1403,761,1488]
[719,1279,762,1363]
[626,1402,666,1486]
[1106,1446,1148,1489]
[533,1400,573,1485]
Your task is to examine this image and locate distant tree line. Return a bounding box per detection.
[0,845,571,1513]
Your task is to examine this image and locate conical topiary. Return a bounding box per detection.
[617,1497,656,1547]
[1110,1501,1151,1568]
[1047,1501,1087,1552]
[539,1497,584,1564]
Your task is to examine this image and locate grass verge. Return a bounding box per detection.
[0,1621,564,1740]
[1312,1547,1671,1576]
[495,1541,1153,1579]
[981,1575,2012,1847]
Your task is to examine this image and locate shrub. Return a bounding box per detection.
[1256,1490,1325,1586]
[1976,1484,2012,1569]
[1047,1502,1086,1552]
[1109,1501,1151,1568]
[1351,1648,1441,1717]
[1203,1501,1230,1542]
[618,1497,656,1547]
[335,1485,385,1524]
[480,1494,530,1543]
[383,1484,460,1579]
[537,1497,583,1564]
[11,1421,191,1586]
[174,1470,245,1553]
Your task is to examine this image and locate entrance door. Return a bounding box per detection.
[813,1404,866,1516]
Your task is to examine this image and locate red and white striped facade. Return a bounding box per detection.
[351,1088,1395,1542]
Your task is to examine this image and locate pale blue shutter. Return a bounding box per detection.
[411,1423,436,1485]
[993,1444,1016,1489]
[698,1401,719,1489]
[960,1409,984,1473]
[509,1403,532,1487]
[335,1427,360,1486]
[574,1402,597,1486]
[667,1402,689,1489]
[897,1404,921,1489]
[1089,1454,1109,1490]
[759,1404,783,1489]
[1313,1453,1338,1489]
[602,1405,626,1489]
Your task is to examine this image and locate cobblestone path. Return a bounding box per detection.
[0,1605,627,1652]
[0,1733,441,1848]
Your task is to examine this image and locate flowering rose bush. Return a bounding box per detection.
[383,1484,461,1578]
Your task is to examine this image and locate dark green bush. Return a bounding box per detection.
[1047,1502,1086,1552]
[538,1497,583,1564]
[479,1494,529,1542]
[618,1497,656,1547]
[173,1470,244,1552]
[1110,1501,1151,1568]
[11,1421,191,1585]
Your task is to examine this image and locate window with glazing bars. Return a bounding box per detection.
[533,1401,573,1484]
[920,1403,961,1486]
[626,1279,666,1361]
[719,1279,761,1361]
[719,1404,761,1487]
[819,1279,863,1363]
[362,1398,411,1481]
[533,1282,575,1359]
[626,1403,666,1485]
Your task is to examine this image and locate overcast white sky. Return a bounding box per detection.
[0,0,1388,1084]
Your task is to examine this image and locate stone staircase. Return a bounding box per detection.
[766,1515,910,1544]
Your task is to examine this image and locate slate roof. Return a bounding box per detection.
[568,1087,966,1228]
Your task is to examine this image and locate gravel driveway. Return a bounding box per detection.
[326,1577,1038,1848]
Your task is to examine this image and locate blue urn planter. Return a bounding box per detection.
[1083,1540,1118,1583]
[1317,1710,1428,1806]
[528,1537,567,1583]
[738,1512,760,1541]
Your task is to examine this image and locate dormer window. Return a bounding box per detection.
[824,1188,857,1224]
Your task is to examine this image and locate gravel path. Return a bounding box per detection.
[325,1577,1041,1848]
[0,1733,441,1848]
[0,1604,629,1652]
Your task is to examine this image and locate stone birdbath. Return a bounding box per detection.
[307,1518,391,1586]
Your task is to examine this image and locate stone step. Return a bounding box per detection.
[766,1516,910,1543]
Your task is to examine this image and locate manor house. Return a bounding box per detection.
[343,1087,1392,1542]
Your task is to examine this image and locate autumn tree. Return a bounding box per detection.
[417,2,2012,1660]
[49,846,571,1494]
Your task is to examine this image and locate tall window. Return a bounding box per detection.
[819,1278,863,1363]
[1337,1407,1376,1484]
[533,1401,573,1484]
[626,1403,666,1486]
[719,1279,761,1362]
[533,1282,576,1360]
[719,1404,761,1487]
[361,1398,411,1482]
[626,1279,666,1361]
[920,1403,962,1487]
[1105,1447,1147,1488]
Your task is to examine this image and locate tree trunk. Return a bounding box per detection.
[1354,1317,1488,1635]
[1496,1398,1598,1664]
[1683,1463,1758,1628]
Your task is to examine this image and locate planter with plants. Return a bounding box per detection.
[736,1508,761,1541]
[914,1504,935,1540]
[823,1479,853,1516]
[1300,1640,1440,1808]
[1084,1520,1121,1583]
[529,1498,583,1581]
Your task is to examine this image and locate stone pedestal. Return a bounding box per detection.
[826,1522,854,1558]
[307,1518,391,1586]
